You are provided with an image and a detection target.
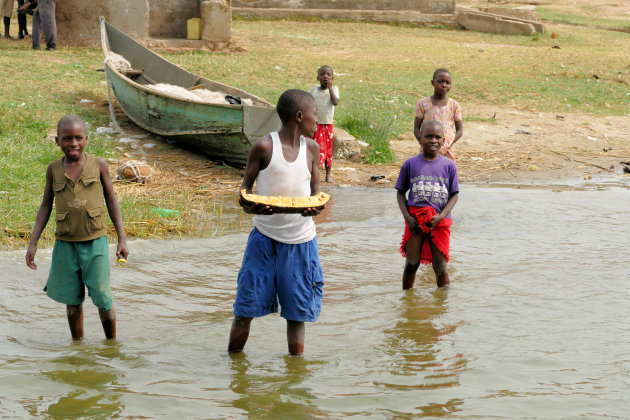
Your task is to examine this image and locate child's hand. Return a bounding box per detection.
[405,214,421,234]
[26,244,38,270]
[326,79,334,90]
[116,241,129,261]
[427,214,443,229]
[302,204,326,217]
[239,196,273,215]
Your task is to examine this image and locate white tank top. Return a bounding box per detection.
[253,132,316,244]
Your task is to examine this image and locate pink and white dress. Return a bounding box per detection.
[415,97,462,160]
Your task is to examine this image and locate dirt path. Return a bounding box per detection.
[389,104,630,184]
[333,108,630,187]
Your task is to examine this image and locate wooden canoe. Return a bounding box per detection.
[99,17,280,166]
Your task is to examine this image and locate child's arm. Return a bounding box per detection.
[452,120,463,146]
[99,158,129,260]
[396,189,420,234]
[238,136,273,215]
[26,165,54,270]
[302,140,324,217]
[428,192,458,228]
[308,140,321,196]
[413,116,423,141]
[451,101,463,146]
[327,81,339,106]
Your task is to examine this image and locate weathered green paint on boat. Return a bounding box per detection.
[100,17,280,166]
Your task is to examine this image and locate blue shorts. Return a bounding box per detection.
[44,236,113,311]
[233,228,324,322]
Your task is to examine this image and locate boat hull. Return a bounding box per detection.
[100,17,280,166]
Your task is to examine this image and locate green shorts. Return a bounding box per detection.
[45,236,113,311]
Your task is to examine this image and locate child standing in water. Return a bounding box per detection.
[310,65,339,183]
[414,68,463,161]
[396,120,458,289]
[26,115,128,340]
[228,89,325,356]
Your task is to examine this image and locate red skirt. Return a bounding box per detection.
[313,124,333,166]
[400,206,453,264]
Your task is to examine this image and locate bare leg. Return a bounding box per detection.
[436,272,450,288]
[98,306,117,340]
[228,316,252,353]
[429,239,450,288]
[67,304,84,340]
[287,320,305,356]
[325,163,332,183]
[402,234,422,290]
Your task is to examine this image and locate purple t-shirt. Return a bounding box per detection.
[395,155,459,215]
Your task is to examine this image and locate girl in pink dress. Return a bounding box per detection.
[413,69,463,161]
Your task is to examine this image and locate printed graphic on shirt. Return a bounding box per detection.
[68,197,87,208]
[409,175,449,206]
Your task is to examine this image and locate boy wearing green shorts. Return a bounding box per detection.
[26,115,128,340]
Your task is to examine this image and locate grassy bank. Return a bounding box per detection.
[537,7,630,31]
[1,16,629,247]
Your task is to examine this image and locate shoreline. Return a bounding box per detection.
[108,103,629,195]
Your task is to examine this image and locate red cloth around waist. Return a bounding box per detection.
[313,124,334,166]
[400,206,452,264]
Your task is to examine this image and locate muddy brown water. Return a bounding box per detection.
[1,180,629,418]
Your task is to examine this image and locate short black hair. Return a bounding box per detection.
[318,65,333,74]
[57,115,87,134]
[432,68,451,80]
[420,120,444,135]
[276,89,315,124]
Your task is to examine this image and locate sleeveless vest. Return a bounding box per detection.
[51,155,107,241]
[253,132,316,244]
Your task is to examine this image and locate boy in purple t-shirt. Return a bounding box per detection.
[395,120,459,289]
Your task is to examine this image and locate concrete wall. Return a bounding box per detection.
[149,0,200,39]
[56,0,230,48]
[57,0,150,47]
[235,8,456,25]
[234,0,455,14]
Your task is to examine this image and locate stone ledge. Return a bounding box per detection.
[233,7,457,25]
[234,0,455,14]
[145,38,244,52]
[479,5,538,22]
[333,127,362,161]
[456,9,545,35]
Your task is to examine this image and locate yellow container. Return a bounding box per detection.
[187,18,201,40]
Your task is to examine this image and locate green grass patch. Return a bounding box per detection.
[339,109,397,164]
[537,7,630,31]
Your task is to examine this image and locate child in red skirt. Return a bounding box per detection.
[310,65,339,183]
[395,120,459,289]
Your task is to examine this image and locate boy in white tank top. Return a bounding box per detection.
[228,89,326,356]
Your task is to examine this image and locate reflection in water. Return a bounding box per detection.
[229,353,327,419]
[42,345,126,419]
[381,275,466,416]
